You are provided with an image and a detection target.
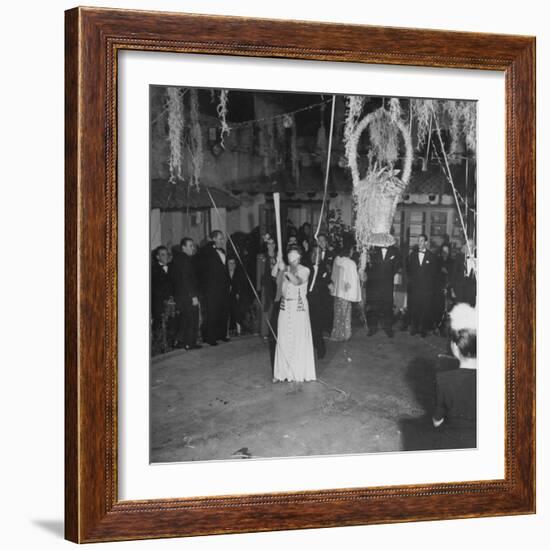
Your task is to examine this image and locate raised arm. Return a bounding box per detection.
[285,265,310,286]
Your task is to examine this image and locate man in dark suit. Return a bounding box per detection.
[227,257,248,335]
[171,237,202,350]
[365,244,401,337]
[151,246,174,333]
[316,233,334,334]
[451,239,477,307]
[307,244,329,359]
[199,230,231,346]
[406,234,437,337]
[432,303,477,448]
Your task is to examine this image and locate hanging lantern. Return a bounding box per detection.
[282,114,293,128]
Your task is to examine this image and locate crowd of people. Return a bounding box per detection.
[151,224,477,357]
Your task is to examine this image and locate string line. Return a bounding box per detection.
[430,105,476,266]
[310,95,337,292]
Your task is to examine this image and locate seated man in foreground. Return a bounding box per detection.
[432,303,477,432]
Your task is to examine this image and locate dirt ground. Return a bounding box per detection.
[150,327,474,463]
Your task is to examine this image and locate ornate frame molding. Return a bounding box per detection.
[65,7,535,542]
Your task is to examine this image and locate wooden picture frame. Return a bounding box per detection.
[65,6,536,543]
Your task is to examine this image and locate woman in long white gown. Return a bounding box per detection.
[272,246,316,382]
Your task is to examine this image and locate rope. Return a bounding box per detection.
[227,99,331,130]
[430,104,475,263]
[315,95,336,241]
[432,145,476,214]
[310,95,336,292]
[315,377,350,399]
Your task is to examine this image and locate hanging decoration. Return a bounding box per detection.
[343,95,366,174]
[290,114,299,185]
[410,98,434,151]
[257,116,273,175]
[166,87,185,184]
[216,90,230,148]
[345,99,413,249]
[282,114,293,128]
[316,102,328,154]
[188,88,204,189]
[411,98,476,156]
[275,116,285,168]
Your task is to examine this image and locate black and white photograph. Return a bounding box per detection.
[149,86,478,463]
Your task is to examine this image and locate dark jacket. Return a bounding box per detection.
[406,248,437,296]
[436,254,455,291]
[151,262,174,319]
[433,368,476,424]
[365,246,401,301]
[307,259,331,297]
[228,266,247,301]
[170,251,198,309]
[451,252,477,306]
[318,249,334,276]
[198,242,230,299]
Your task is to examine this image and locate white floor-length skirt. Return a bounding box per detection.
[273,296,316,382]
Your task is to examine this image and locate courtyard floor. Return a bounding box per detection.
[150,327,472,463]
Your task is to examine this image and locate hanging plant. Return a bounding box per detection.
[291,115,299,184]
[188,88,204,189]
[412,98,476,156]
[461,101,477,151]
[368,108,400,165]
[216,90,230,148]
[166,87,184,184]
[343,95,365,177]
[316,103,328,154]
[410,98,435,151]
[258,116,273,175]
[269,117,277,172]
[275,116,285,167]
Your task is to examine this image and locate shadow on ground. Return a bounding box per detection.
[398,354,476,451]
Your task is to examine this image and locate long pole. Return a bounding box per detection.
[274,192,283,262]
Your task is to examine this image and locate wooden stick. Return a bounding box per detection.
[273,192,283,262]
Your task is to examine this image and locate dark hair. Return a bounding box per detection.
[340,244,354,257]
[287,244,302,257]
[287,226,298,237]
[210,230,223,240]
[450,328,477,359]
[260,238,277,255]
[180,237,193,248]
[418,233,428,241]
[154,245,167,256]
